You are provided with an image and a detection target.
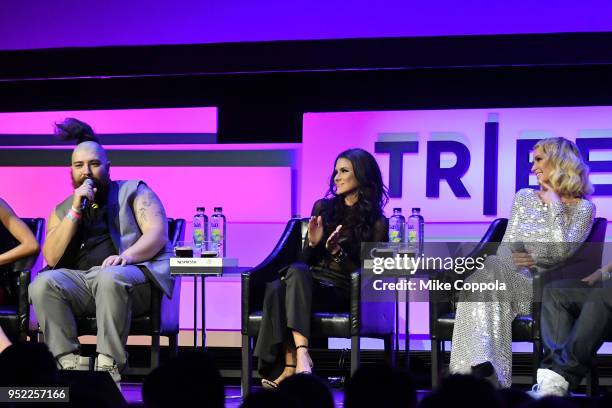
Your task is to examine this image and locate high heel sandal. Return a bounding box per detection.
[296,345,313,374]
[261,364,296,389]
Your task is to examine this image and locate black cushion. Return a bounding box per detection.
[76,315,155,336]
[248,311,353,339]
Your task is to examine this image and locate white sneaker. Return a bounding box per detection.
[529,368,569,398]
[58,354,91,371]
[95,355,122,386]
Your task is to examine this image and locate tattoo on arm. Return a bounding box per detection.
[135,187,166,229]
[138,207,147,224]
[142,191,154,208]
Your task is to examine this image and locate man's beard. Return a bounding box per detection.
[70,173,110,198]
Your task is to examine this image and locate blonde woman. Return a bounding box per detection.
[449,137,595,388]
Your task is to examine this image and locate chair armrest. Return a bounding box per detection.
[530,270,545,340]
[18,270,32,336]
[160,277,181,336]
[427,268,455,339]
[241,219,302,333]
[352,269,395,337]
[149,281,162,334]
[349,270,361,336]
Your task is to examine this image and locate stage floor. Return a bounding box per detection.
[120,382,600,407]
[121,383,346,407]
[121,383,433,407]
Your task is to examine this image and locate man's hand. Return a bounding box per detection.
[71,179,96,210]
[101,254,134,267]
[512,252,536,268]
[582,268,603,286]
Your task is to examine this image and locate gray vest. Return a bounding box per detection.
[55,180,174,298]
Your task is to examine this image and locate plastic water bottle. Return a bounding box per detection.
[406,208,424,255]
[388,208,405,243]
[193,207,208,251]
[209,207,227,257]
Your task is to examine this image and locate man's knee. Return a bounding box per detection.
[93,267,128,293]
[543,280,571,303]
[29,271,61,303]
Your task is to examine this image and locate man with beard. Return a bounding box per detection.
[29,118,172,384]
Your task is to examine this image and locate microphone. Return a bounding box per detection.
[80,179,99,210]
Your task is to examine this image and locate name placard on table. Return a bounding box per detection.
[170,257,238,275]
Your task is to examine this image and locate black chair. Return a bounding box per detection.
[74,217,185,374]
[241,218,395,395]
[429,217,607,388]
[0,218,44,342]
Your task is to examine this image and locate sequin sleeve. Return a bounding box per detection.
[536,198,594,266]
[495,189,530,265]
[500,189,527,245]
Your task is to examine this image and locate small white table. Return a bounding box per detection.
[170,257,242,349]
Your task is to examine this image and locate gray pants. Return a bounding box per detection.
[29,265,151,370]
[541,279,612,389]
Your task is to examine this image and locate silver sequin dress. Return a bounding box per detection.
[449,188,594,387]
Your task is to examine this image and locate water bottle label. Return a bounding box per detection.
[389,230,401,243]
[211,228,222,243]
[408,230,417,243]
[193,229,204,245]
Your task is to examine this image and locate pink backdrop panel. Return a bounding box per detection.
[0,107,217,135]
[302,107,612,222]
[179,276,241,331]
[110,167,292,223]
[1,166,291,222]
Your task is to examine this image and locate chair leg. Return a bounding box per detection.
[383,334,396,367]
[150,333,161,369]
[431,339,440,389]
[241,335,253,398]
[169,333,179,360]
[586,367,598,397]
[533,339,543,385]
[350,336,360,377]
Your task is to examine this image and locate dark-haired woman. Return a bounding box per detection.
[254,148,389,388]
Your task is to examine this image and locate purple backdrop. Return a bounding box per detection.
[3,105,612,346]
[2,0,612,50]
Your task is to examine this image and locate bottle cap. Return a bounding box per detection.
[412,207,421,212]
[196,207,205,212]
[393,208,402,212]
[214,207,223,212]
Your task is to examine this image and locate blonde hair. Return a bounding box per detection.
[533,137,593,198]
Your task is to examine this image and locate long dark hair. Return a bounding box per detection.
[324,148,388,242]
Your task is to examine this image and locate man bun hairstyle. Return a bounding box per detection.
[55,118,99,144]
